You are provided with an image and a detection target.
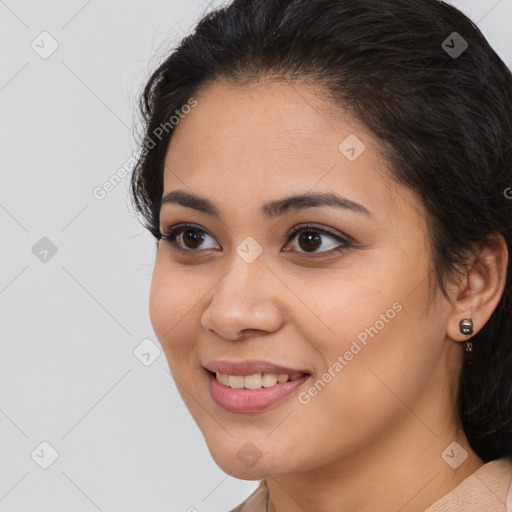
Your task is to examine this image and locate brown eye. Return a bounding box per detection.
[160,222,351,258]
[181,228,206,249]
[160,224,219,252]
[297,231,322,252]
[285,223,351,258]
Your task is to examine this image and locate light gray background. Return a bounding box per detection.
[1,1,511,511]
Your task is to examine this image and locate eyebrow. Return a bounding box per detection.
[160,189,372,220]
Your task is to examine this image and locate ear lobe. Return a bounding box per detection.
[446,234,508,342]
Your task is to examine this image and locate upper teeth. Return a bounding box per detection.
[216,372,291,389]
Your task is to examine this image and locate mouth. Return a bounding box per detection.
[204,360,312,412]
[205,369,307,389]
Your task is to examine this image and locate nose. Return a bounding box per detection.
[200,255,284,341]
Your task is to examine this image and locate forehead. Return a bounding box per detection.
[166,78,361,166]
[161,78,418,225]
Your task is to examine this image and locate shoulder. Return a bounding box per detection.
[227,460,512,511]
[229,480,268,512]
[425,457,512,512]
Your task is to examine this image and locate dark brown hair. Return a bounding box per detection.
[130,0,512,461]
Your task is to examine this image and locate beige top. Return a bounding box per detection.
[229,457,512,512]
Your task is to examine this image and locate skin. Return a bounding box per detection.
[149,78,508,512]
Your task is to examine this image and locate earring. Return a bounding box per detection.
[459,318,473,352]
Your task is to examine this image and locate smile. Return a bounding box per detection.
[215,371,300,389]
[203,359,312,412]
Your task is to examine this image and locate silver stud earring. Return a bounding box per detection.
[459,318,474,352]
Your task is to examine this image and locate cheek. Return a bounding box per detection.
[286,261,438,425]
[283,259,403,360]
[148,254,201,359]
[261,312,439,473]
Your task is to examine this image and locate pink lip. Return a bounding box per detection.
[205,369,311,413]
[204,359,310,380]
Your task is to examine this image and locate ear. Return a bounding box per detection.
[446,234,509,342]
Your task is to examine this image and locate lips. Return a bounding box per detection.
[203,359,312,412]
[204,359,310,381]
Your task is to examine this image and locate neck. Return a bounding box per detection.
[265,419,483,512]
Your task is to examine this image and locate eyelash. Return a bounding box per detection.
[159,222,352,259]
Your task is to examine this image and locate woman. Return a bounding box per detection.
[130,0,512,510]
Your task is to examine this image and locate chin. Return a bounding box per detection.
[206,442,280,480]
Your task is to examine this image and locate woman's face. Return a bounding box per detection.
[149,78,460,479]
